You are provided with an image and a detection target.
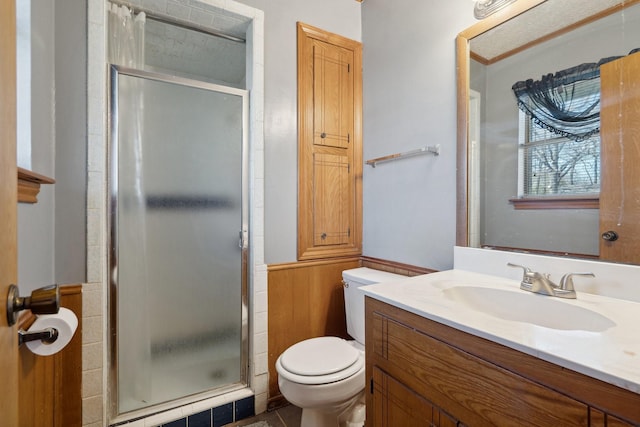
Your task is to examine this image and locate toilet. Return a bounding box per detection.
[275,267,406,427]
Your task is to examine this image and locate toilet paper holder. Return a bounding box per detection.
[18,327,59,346]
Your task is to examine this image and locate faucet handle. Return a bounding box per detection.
[507,262,530,271]
[507,262,538,288]
[559,272,595,291]
[507,262,533,282]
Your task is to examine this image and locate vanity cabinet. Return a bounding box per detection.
[365,297,640,427]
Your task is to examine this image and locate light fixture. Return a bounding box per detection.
[473,0,519,19]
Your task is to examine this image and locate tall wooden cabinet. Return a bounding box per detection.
[297,23,362,260]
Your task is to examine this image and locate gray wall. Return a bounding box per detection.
[54,0,87,285]
[18,1,56,291]
[17,1,87,292]
[361,0,476,270]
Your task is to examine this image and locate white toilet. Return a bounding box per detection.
[275,267,406,427]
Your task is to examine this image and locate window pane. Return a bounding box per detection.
[523,137,600,196]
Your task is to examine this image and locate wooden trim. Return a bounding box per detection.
[268,256,360,272]
[266,395,290,412]
[510,195,599,210]
[269,256,435,275]
[17,167,55,204]
[480,245,599,260]
[469,50,490,66]
[484,0,640,65]
[359,256,437,276]
[456,34,470,248]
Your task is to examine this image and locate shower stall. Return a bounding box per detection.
[109,64,249,415]
[109,65,249,415]
[97,0,261,422]
[106,1,251,414]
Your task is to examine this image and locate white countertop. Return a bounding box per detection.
[360,269,640,394]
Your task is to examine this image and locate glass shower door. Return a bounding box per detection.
[110,66,248,415]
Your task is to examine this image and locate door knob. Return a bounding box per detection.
[6,284,60,326]
[601,230,619,242]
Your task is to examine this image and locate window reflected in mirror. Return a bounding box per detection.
[461,0,640,263]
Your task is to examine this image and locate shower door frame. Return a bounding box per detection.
[107,65,250,421]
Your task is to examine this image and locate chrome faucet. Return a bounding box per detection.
[556,272,596,299]
[507,263,594,299]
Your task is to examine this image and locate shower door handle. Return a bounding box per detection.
[238,230,248,249]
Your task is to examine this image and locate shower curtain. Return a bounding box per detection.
[108,2,151,407]
[108,3,145,68]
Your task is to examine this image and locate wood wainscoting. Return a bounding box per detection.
[267,256,435,407]
[267,257,360,406]
[18,284,82,427]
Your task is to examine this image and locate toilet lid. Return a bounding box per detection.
[280,337,360,376]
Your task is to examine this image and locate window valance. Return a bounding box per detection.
[511,50,638,142]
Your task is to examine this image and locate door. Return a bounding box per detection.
[0,0,19,425]
[599,52,640,263]
[110,67,249,415]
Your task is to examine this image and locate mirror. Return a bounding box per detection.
[457,0,640,264]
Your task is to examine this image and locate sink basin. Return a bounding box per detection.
[443,286,616,332]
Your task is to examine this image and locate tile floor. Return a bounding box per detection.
[225,405,301,427]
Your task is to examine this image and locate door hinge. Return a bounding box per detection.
[348,163,350,173]
[348,133,350,143]
[370,377,374,394]
[348,63,351,73]
[348,227,351,237]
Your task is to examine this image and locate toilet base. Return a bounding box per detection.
[299,392,365,427]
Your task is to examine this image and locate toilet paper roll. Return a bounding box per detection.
[26,307,78,356]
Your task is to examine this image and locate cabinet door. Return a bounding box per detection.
[372,367,460,427]
[313,152,351,246]
[589,408,636,427]
[312,39,353,150]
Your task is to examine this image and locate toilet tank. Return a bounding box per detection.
[342,267,407,345]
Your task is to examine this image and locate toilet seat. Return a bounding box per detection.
[277,337,364,385]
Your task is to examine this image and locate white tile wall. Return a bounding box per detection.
[85,0,265,425]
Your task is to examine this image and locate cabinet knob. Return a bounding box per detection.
[320,132,327,139]
[601,230,618,241]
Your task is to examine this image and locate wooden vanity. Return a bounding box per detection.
[365,297,640,426]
